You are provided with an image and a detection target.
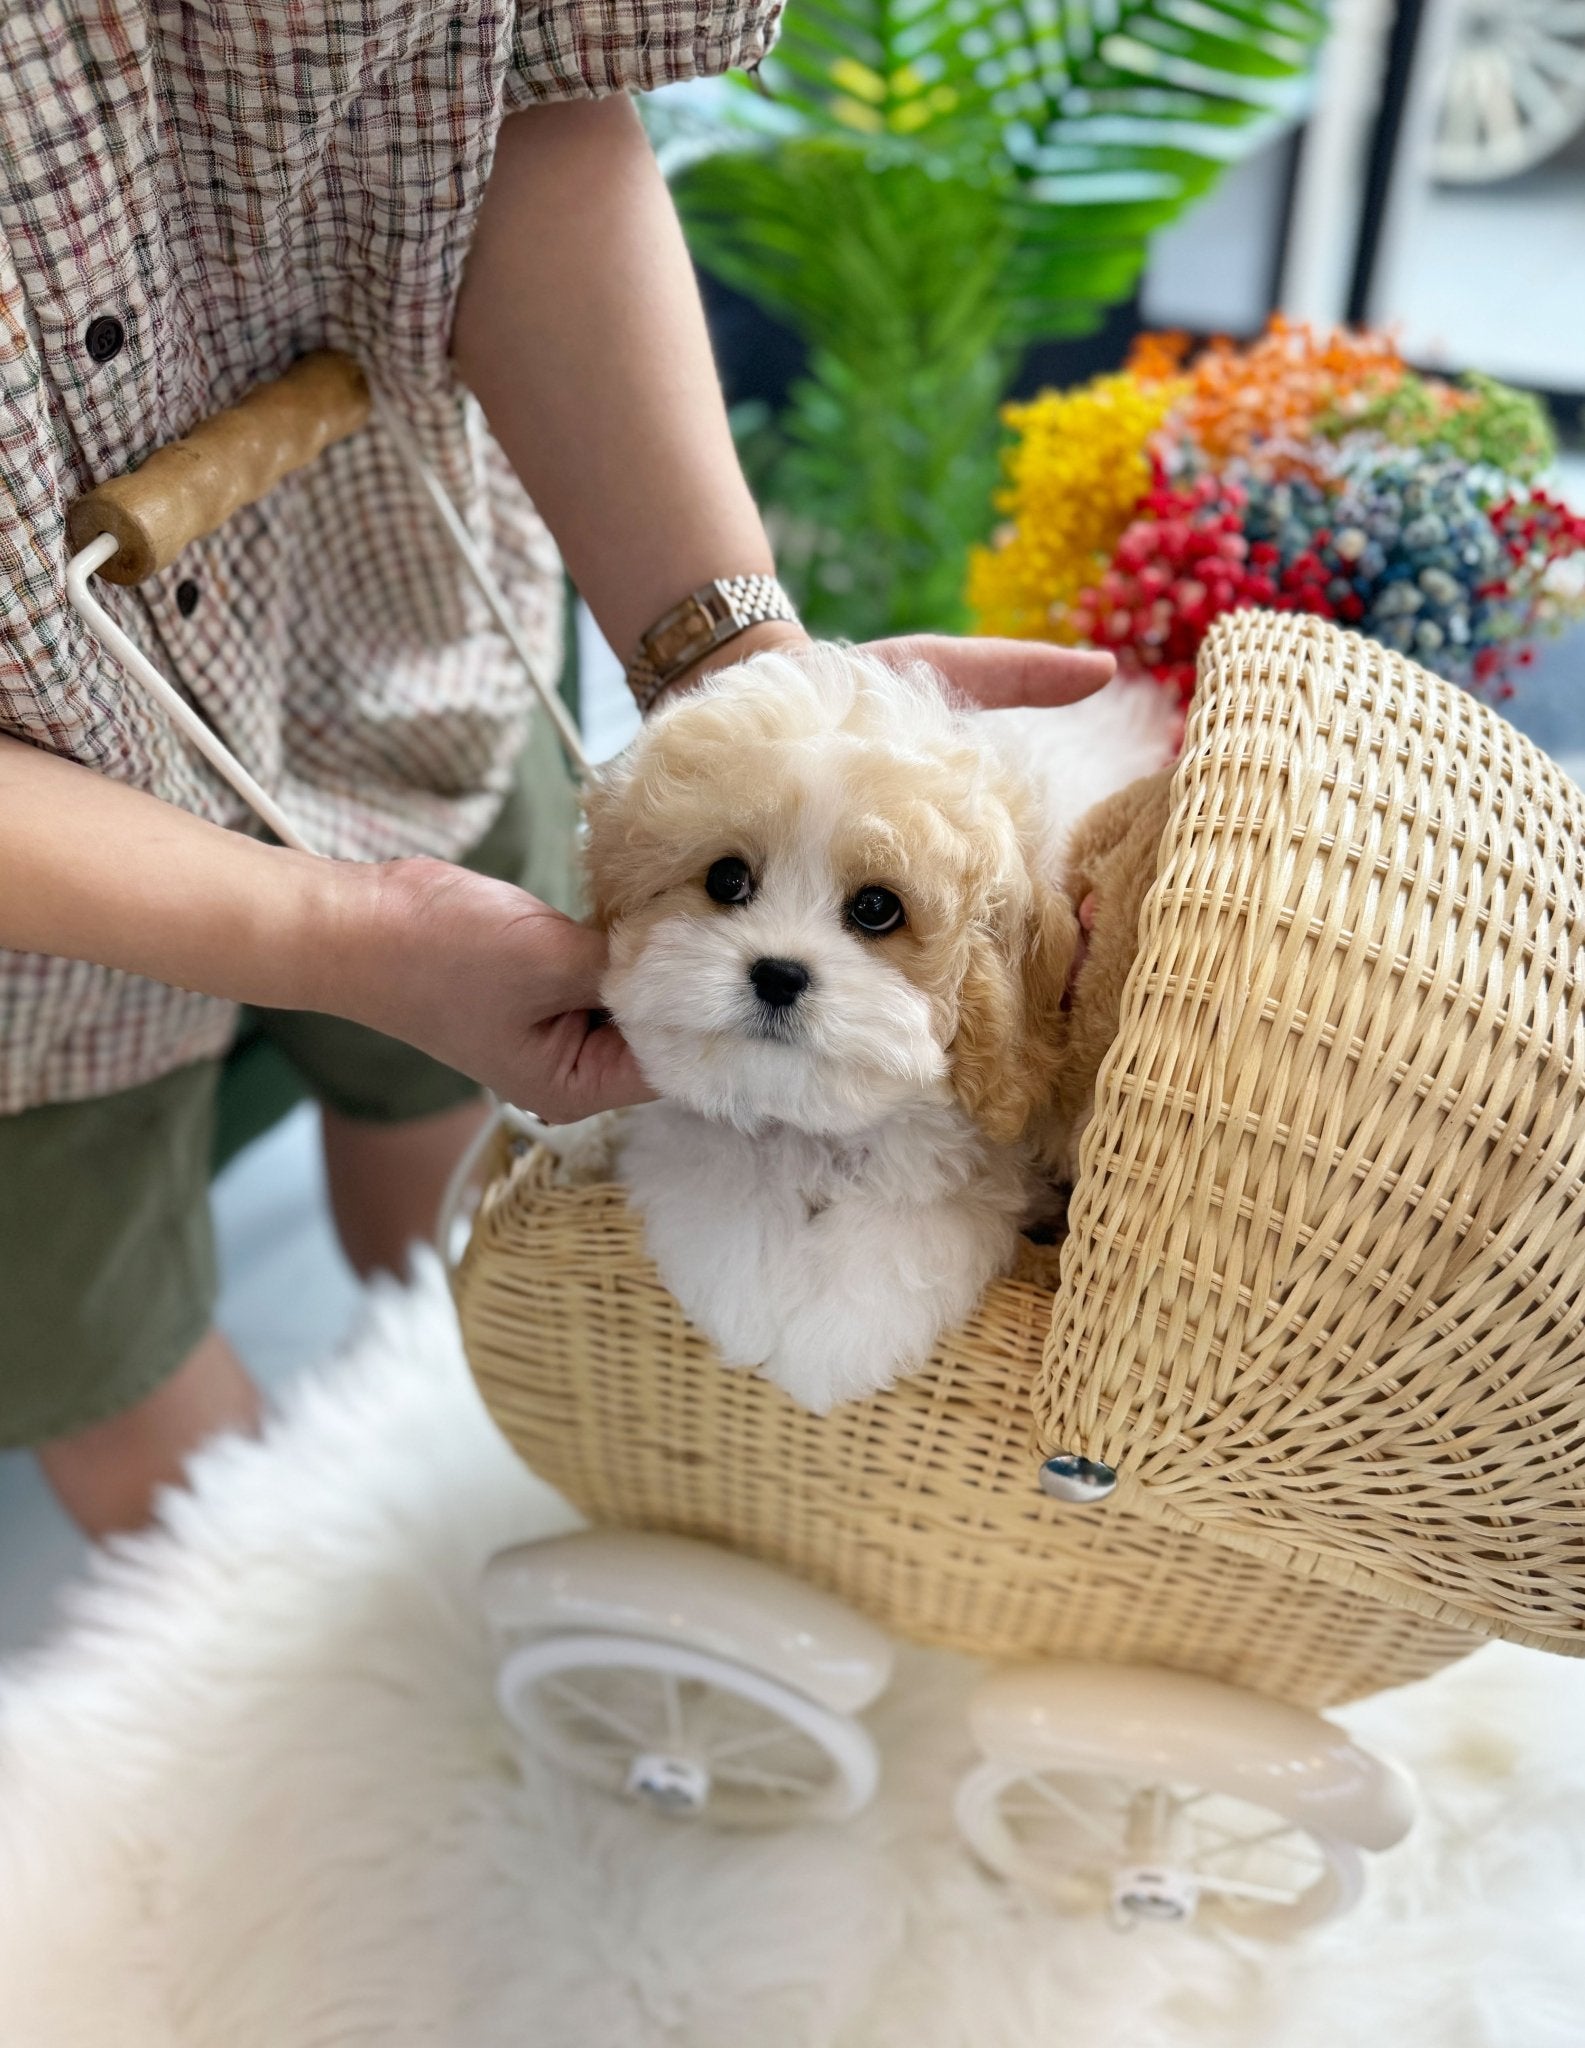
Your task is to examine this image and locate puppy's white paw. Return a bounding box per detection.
[758,1322,912,1414]
[658,1241,783,1373]
[618,1100,1026,1413]
[619,1105,789,1367]
[757,1203,1021,1413]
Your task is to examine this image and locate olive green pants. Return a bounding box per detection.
[0,723,580,1448]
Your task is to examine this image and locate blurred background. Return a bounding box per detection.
[660,0,1584,732]
[4,0,1582,1649]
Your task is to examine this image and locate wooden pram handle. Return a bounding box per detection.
[67,351,371,585]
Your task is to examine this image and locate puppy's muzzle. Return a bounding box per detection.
[749,956,810,1009]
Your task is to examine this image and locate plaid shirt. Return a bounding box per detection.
[0,0,781,1114]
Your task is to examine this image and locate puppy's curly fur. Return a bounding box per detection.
[585,650,1080,1148]
[582,645,1178,1410]
[1043,768,1176,1179]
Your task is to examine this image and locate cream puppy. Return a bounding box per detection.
[582,645,1176,1411]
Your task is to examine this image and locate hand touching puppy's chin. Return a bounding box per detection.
[602,909,949,1138]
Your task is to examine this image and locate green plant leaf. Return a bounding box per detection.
[660,0,1329,638]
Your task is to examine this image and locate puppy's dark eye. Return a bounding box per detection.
[706,856,755,905]
[847,885,905,936]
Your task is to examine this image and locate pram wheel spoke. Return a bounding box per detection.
[495,1631,880,1827]
[955,1662,1411,1938]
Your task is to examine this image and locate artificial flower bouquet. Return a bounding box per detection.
[969,318,1585,703]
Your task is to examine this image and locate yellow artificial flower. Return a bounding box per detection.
[968,372,1181,638]
[829,58,887,103]
[828,56,957,134]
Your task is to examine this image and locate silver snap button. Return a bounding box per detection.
[1039,1453,1118,1503]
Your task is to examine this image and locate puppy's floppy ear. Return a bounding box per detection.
[949,882,1079,1146]
[580,762,643,932]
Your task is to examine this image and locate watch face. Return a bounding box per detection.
[648,596,716,668]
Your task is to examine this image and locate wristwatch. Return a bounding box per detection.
[626,573,800,713]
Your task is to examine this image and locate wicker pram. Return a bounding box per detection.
[457,611,1585,1933]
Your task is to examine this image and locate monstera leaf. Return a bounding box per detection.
[662,0,1329,635]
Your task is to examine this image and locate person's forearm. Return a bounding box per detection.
[451,95,795,672]
[0,735,359,1015]
[0,736,646,1118]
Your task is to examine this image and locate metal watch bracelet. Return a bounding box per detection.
[625,573,800,713]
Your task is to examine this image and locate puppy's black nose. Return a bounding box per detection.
[749,957,810,1008]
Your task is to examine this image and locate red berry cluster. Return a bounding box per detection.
[1488,490,1585,574]
[1063,468,1350,702]
[1474,492,1585,694]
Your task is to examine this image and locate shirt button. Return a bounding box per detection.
[175,578,201,618]
[84,315,126,363]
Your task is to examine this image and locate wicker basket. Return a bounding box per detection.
[456,612,1585,1712]
[1037,612,1585,1657]
[461,1146,1480,1708]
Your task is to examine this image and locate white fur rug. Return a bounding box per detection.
[3,1261,1583,2048]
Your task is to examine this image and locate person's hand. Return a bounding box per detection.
[337,859,653,1124]
[674,621,1114,712]
[860,633,1115,710]
[0,736,648,1123]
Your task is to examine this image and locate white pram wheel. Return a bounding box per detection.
[956,1757,1363,1936]
[482,1530,894,1828]
[497,1633,878,1825]
[955,1663,1414,1938]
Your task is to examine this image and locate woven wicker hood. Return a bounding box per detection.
[1037,611,1585,1655]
